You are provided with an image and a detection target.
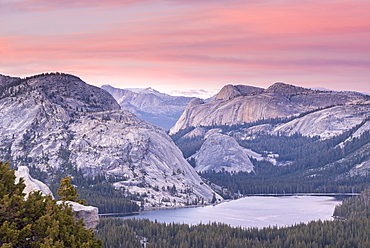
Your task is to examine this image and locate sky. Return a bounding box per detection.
[1,0,370,98]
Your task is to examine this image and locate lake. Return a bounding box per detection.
[123,196,342,228]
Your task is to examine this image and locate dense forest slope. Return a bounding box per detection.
[173,119,370,195]
[170,83,370,191]
[0,73,219,208]
[102,85,193,130]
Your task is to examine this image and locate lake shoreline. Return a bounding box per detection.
[244,193,359,196]
[99,193,353,216]
[117,195,343,229]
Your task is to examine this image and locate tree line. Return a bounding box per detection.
[96,186,370,247]
[173,116,370,196]
[28,164,140,214]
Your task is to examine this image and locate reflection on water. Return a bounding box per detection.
[123,196,342,228]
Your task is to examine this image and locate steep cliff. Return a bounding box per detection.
[170,83,370,138]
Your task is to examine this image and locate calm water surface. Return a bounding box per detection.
[123,196,342,228]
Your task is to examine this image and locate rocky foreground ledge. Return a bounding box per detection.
[15,166,100,229]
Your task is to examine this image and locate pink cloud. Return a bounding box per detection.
[209,1,370,35]
[1,0,147,12]
[1,0,370,94]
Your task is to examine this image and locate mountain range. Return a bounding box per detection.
[169,83,370,186]
[0,73,218,208]
[1,72,370,208]
[101,85,193,130]
[170,83,370,138]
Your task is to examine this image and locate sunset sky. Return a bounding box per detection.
[1,0,370,97]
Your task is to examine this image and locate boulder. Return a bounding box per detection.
[57,201,99,229]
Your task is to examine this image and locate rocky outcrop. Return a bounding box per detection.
[190,130,254,173]
[0,73,220,207]
[349,159,370,177]
[182,127,208,139]
[14,166,99,229]
[264,82,314,94]
[226,104,370,140]
[15,166,54,197]
[338,119,370,145]
[102,85,193,130]
[215,84,264,100]
[272,105,370,139]
[170,82,370,137]
[215,85,243,100]
[58,201,99,229]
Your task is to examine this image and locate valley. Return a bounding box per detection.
[1,72,370,247]
[3,0,370,246]
[1,72,370,210]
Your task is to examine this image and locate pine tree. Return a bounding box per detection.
[0,161,102,247]
[211,193,217,204]
[57,176,85,204]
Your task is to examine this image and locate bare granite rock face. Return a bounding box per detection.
[215,84,264,100]
[264,82,314,94]
[15,166,54,198]
[57,201,100,229]
[0,73,220,207]
[225,104,370,140]
[170,82,370,138]
[169,82,370,178]
[182,127,208,139]
[190,130,254,173]
[272,105,370,139]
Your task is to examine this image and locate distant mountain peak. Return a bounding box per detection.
[0,73,120,114]
[139,87,164,96]
[265,82,313,94]
[215,84,264,100]
[143,87,154,91]
[101,85,194,130]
